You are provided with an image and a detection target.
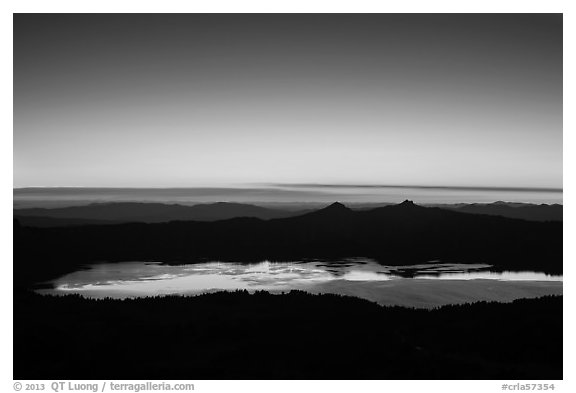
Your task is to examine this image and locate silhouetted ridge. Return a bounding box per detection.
[13,198,563,286]
[445,201,562,222]
[14,291,562,379]
[305,201,352,217]
[13,201,299,224]
[325,202,349,211]
[369,199,425,214]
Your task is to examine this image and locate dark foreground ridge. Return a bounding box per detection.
[14,200,562,287]
[13,200,562,226]
[14,291,562,380]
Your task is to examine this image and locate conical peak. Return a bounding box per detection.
[399,200,416,207]
[328,202,347,209]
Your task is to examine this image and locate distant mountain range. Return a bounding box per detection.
[13,202,299,226]
[443,201,562,222]
[14,201,562,286]
[13,200,562,227]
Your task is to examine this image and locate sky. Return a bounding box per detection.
[14,14,562,190]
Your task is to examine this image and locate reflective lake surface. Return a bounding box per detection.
[38,259,563,308]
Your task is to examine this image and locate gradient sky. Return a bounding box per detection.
[14,14,562,189]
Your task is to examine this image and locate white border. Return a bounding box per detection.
[3,2,572,393]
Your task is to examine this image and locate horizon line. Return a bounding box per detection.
[13,184,563,193]
[267,183,563,193]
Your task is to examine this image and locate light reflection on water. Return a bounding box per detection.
[38,259,563,300]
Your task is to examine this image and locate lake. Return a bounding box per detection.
[38,259,563,308]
